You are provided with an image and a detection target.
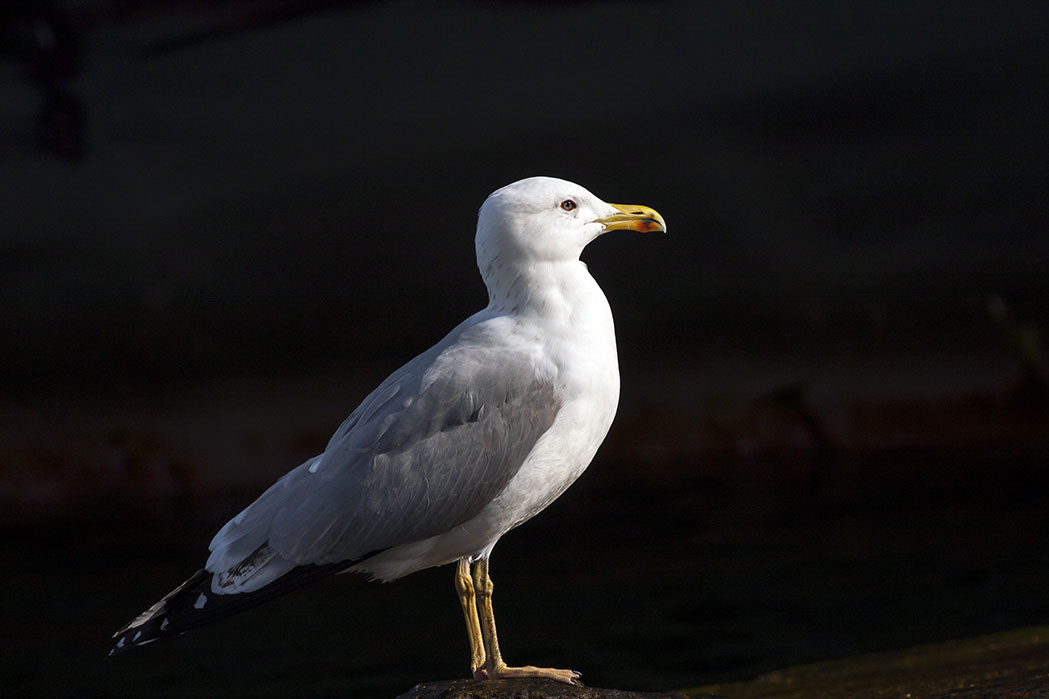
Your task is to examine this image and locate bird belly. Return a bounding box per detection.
[349,376,618,582]
[487,379,619,531]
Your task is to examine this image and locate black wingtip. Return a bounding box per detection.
[108,559,355,656]
[110,568,211,655]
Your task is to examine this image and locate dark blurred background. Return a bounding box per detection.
[2,1,1048,697]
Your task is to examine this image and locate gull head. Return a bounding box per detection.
[475,176,665,279]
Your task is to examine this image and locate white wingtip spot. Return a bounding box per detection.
[194,593,207,609]
[116,637,126,648]
[132,631,142,641]
[160,618,169,631]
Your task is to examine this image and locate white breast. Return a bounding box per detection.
[470,262,621,539]
[356,262,620,581]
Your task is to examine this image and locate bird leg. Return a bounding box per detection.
[455,558,486,676]
[469,558,581,685]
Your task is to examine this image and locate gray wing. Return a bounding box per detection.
[205,318,559,586]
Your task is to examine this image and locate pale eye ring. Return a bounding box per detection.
[560,199,577,212]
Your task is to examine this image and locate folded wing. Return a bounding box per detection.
[206,319,560,592]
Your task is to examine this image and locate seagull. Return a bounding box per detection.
[110,176,665,685]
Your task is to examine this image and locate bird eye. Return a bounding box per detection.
[560,200,577,212]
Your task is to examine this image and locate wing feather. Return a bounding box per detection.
[206,317,559,585]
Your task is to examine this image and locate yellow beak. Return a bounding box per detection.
[595,203,666,234]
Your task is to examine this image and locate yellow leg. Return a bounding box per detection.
[471,558,581,685]
[455,558,486,676]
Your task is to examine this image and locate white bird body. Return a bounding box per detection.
[357,263,621,581]
[110,177,664,684]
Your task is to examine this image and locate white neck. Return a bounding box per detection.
[483,259,610,328]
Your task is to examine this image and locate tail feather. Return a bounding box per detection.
[109,560,352,655]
